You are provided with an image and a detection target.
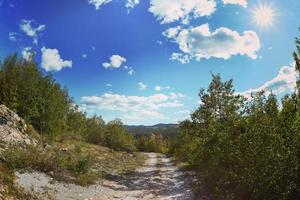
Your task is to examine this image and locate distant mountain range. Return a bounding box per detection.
[125,123,179,137]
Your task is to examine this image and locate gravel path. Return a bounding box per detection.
[16,153,194,200]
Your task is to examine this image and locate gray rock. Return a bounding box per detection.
[0,104,36,146]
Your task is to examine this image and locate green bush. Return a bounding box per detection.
[74,154,91,175]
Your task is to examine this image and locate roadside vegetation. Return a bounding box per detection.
[136,134,169,153]
[171,30,300,199]
[0,53,143,198]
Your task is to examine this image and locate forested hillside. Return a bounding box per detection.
[0,54,136,151]
[126,123,178,136]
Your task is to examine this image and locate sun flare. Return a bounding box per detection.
[252,3,276,28]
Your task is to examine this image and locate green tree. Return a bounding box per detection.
[0,55,70,138]
[105,119,136,152]
[85,116,106,144]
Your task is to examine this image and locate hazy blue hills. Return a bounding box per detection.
[125,123,179,136]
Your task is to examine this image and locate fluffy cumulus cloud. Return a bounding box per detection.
[41,47,72,72]
[164,23,260,63]
[20,19,45,44]
[102,55,126,69]
[149,0,216,24]
[222,0,248,7]
[88,0,112,10]
[80,92,184,122]
[138,82,147,91]
[239,64,297,99]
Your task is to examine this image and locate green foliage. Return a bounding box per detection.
[66,103,87,137]
[293,28,300,94]
[0,55,69,138]
[85,116,106,144]
[105,119,136,152]
[0,54,137,152]
[172,29,300,199]
[173,74,300,199]
[137,134,169,153]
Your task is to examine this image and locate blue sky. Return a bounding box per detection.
[0,0,299,125]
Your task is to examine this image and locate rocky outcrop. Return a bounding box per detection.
[0,104,36,146]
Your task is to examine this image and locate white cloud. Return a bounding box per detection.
[22,47,34,62]
[41,47,72,72]
[128,69,135,75]
[157,40,163,45]
[125,110,168,121]
[8,32,19,42]
[125,0,139,12]
[164,23,260,63]
[154,85,171,91]
[222,0,247,7]
[106,83,112,87]
[239,64,297,99]
[170,53,191,64]
[154,86,162,91]
[89,0,139,12]
[169,92,185,99]
[20,19,45,44]
[138,82,147,91]
[81,54,87,58]
[163,26,181,38]
[102,55,126,69]
[80,92,184,122]
[124,65,135,75]
[175,110,190,115]
[88,0,112,9]
[149,0,216,24]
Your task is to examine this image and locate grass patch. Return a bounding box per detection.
[1,138,146,187]
[54,139,146,178]
[1,143,96,186]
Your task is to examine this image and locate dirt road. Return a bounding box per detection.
[16,153,194,200]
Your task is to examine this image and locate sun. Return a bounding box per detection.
[252,3,276,29]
